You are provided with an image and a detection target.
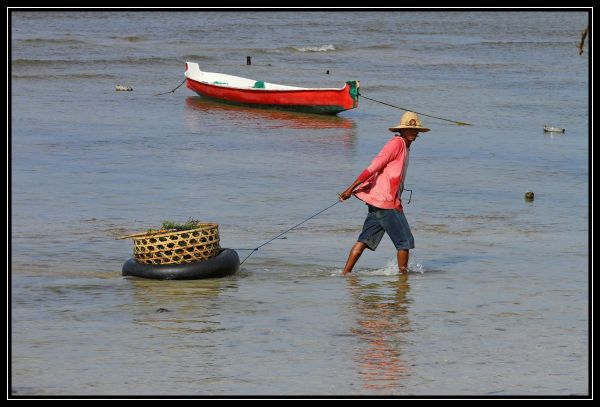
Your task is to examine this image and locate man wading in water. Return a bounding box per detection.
[338,112,429,275]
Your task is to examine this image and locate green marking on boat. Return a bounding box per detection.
[346,80,360,100]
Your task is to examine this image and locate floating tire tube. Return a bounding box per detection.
[122,249,240,280]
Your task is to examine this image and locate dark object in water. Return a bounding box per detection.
[578,26,588,55]
[122,249,240,280]
[156,308,170,313]
[543,125,565,133]
[247,56,251,65]
[524,191,535,201]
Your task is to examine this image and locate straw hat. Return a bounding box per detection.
[389,111,430,133]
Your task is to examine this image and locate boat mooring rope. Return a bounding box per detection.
[358,91,472,126]
[154,78,186,96]
[153,78,471,126]
[236,200,341,265]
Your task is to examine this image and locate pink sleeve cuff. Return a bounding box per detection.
[357,169,371,183]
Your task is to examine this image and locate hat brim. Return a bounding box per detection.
[389,126,430,133]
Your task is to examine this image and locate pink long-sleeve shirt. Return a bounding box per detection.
[354,136,409,212]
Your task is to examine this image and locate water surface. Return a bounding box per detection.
[11,10,589,396]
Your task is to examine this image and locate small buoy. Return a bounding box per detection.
[246,56,252,66]
[524,191,535,201]
[543,125,565,133]
[116,85,133,91]
[326,70,330,75]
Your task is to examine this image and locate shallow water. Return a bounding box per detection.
[11,10,589,396]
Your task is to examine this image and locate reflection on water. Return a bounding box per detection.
[126,278,233,334]
[346,274,411,393]
[184,96,359,154]
[128,277,226,303]
[185,96,356,130]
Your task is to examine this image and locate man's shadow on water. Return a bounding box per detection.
[345,274,412,393]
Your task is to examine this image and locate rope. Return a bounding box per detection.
[154,78,186,96]
[237,200,341,265]
[358,91,472,126]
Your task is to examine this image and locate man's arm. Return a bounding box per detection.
[339,169,371,201]
[338,138,403,201]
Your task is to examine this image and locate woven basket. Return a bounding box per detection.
[131,223,220,265]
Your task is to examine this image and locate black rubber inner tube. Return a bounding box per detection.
[122,248,240,280]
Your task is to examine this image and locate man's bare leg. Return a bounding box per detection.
[342,241,367,275]
[397,249,409,274]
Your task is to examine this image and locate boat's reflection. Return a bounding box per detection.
[184,96,356,130]
[346,274,412,393]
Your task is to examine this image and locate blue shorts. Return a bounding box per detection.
[358,205,415,251]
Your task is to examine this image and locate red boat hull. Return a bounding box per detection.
[186,77,358,114]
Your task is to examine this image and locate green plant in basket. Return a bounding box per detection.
[161,218,203,232]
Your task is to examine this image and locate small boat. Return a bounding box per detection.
[185,62,359,114]
[543,125,565,133]
[122,248,240,280]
